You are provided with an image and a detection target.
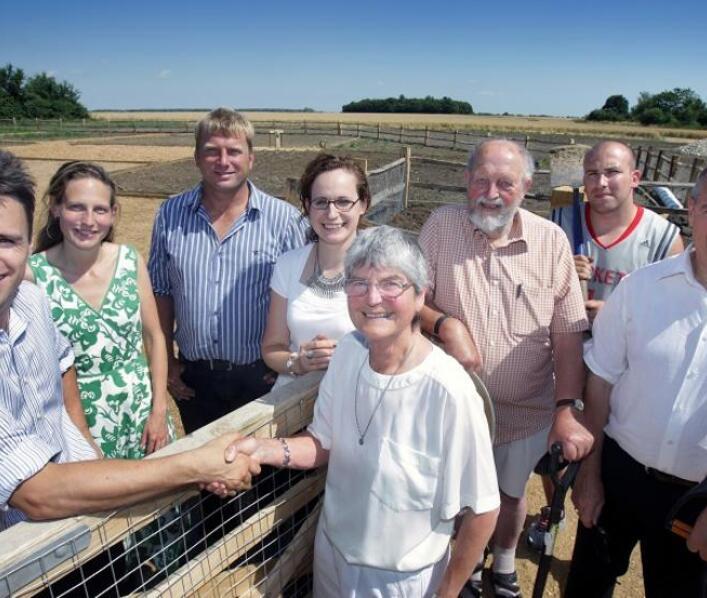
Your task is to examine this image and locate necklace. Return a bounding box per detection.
[305,244,344,298]
[354,338,417,446]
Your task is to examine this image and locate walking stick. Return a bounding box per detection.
[531,442,581,598]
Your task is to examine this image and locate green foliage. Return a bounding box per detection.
[631,88,706,127]
[342,95,473,115]
[0,63,88,119]
[585,88,706,129]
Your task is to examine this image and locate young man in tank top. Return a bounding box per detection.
[552,140,683,325]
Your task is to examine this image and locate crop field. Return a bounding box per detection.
[1,126,653,597]
[92,109,707,140]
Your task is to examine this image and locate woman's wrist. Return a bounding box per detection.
[285,352,302,375]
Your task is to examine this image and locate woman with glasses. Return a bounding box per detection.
[220,226,500,597]
[261,154,369,388]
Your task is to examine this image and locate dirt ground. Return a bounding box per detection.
[0,133,648,597]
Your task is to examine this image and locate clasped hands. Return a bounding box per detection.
[196,435,263,498]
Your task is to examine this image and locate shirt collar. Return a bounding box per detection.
[657,247,704,288]
[188,180,260,215]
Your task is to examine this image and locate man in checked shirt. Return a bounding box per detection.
[419,139,593,598]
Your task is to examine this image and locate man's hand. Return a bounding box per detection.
[298,334,338,373]
[584,299,605,326]
[571,460,604,528]
[687,506,707,562]
[548,407,594,462]
[437,317,483,373]
[141,409,170,454]
[574,255,593,281]
[195,434,261,496]
[167,359,195,401]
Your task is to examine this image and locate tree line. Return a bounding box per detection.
[0,63,88,120]
[586,88,707,128]
[342,95,473,114]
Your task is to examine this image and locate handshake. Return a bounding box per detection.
[193,434,267,497]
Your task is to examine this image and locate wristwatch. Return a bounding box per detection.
[285,352,300,376]
[555,398,584,412]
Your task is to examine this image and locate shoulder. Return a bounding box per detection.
[13,281,51,319]
[156,185,202,220]
[420,204,468,242]
[251,185,300,218]
[425,204,468,226]
[623,250,686,286]
[520,209,571,248]
[641,207,679,233]
[276,243,313,267]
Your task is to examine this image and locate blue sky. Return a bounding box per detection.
[2,0,705,116]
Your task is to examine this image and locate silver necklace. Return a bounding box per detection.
[305,244,344,299]
[354,338,417,446]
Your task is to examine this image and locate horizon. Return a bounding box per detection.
[3,0,706,117]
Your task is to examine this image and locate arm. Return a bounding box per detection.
[9,433,259,520]
[687,506,707,561]
[137,254,171,453]
[261,291,336,376]
[436,508,499,598]
[571,371,612,528]
[62,367,101,457]
[548,331,593,462]
[226,432,329,470]
[155,295,194,401]
[420,304,482,373]
[667,234,685,257]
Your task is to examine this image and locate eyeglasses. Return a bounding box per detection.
[309,198,360,212]
[344,278,413,299]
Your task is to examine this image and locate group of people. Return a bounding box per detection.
[0,106,705,598]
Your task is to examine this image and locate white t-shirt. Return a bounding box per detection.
[308,332,500,571]
[269,244,355,389]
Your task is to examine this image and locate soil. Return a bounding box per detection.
[0,133,649,597]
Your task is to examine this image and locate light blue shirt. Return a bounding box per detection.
[0,282,96,530]
[148,182,307,364]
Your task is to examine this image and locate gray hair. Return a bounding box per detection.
[345,226,428,293]
[690,167,707,202]
[466,138,535,181]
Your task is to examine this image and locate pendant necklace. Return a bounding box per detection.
[305,243,344,299]
[354,338,417,446]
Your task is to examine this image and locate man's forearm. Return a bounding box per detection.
[551,331,585,401]
[582,372,613,467]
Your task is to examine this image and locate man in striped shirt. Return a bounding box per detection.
[0,151,258,531]
[148,108,307,433]
[419,139,593,597]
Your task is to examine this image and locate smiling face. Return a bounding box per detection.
[51,177,116,250]
[465,142,529,237]
[305,168,366,248]
[583,142,640,214]
[346,264,424,347]
[0,196,31,329]
[195,132,254,196]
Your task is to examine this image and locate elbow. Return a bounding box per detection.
[11,492,62,521]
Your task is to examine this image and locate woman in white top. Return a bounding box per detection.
[262,154,370,388]
[220,227,500,597]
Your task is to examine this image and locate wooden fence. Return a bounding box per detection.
[635,145,705,183]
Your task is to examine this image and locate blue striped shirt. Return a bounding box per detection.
[148,182,308,364]
[0,282,96,530]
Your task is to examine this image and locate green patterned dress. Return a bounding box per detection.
[29,245,183,581]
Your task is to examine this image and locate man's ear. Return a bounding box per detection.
[630,169,641,188]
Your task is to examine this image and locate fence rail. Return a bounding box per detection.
[635,145,705,184]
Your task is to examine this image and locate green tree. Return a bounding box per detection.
[631,88,706,127]
[602,94,629,117]
[0,63,26,118]
[23,72,88,119]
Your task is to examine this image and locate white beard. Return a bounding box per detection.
[468,196,518,235]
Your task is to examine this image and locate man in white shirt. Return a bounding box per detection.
[565,168,707,597]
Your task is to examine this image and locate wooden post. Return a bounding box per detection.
[635,146,642,170]
[399,124,403,143]
[668,155,677,180]
[401,146,412,210]
[653,150,664,181]
[12,116,16,128]
[303,121,308,135]
[286,177,299,204]
[453,130,459,149]
[357,123,360,137]
[377,122,381,140]
[59,117,63,129]
[35,117,39,129]
[690,157,700,181]
[337,121,342,136]
[525,135,530,147]
[353,157,368,174]
[424,127,430,146]
[642,147,653,179]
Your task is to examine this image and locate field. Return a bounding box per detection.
[2,124,654,597]
[92,110,707,140]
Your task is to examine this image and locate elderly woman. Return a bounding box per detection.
[222,226,499,597]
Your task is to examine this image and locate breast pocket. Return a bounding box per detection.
[370,437,440,512]
[512,285,554,336]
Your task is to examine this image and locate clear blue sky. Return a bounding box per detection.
[3,0,705,117]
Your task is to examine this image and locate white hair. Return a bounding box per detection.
[466,138,535,181]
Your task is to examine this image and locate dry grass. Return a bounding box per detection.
[92,110,707,141]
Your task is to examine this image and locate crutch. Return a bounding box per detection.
[531,442,580,598]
